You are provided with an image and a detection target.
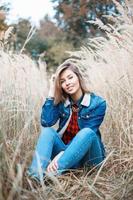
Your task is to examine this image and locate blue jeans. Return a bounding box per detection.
[28,127,105,180]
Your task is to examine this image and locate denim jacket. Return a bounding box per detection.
[41,92,107,140]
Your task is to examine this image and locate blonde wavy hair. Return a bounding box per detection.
[54,61,90,105]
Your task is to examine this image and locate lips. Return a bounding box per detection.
[67,86,73,91]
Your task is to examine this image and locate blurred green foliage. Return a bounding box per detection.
[0,0,125,70]
[52,0,125,44]
[12,17,74,69]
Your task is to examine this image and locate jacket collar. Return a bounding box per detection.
[64,93,91,107]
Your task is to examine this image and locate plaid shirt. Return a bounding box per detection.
[62,104,80,144]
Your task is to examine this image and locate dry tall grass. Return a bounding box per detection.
[0,51,48,200]
[0,4,133,200]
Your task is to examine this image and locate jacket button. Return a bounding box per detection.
[86,115,89,118]
[78,117,80,119]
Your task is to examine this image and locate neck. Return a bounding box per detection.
[70,88,83,103]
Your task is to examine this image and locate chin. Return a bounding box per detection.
[67,90,76,95]
[65,88,78,95]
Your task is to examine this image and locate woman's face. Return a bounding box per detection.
[60,68,81,95]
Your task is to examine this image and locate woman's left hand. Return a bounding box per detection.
[46,151,64,173]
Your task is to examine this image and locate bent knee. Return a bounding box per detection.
[77,128,96,139]
[40,127,57,138]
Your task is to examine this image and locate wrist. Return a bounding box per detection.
[48,89,54,98]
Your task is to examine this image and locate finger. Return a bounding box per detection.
[51,74,55,82]
[47,163,52,173]
[47,165,53,173]
[53,160,58,170]
[47,161,58,173]
[49,162,57,172]
[47,162,55,173]
[52,161,58,171]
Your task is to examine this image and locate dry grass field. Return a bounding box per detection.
[0,4,133,200]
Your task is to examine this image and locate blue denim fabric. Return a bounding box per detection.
[28,93,106,181]
[41,93,106,139]
[28,127,105,181]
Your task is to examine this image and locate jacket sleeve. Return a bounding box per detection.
[41,98,60,127]
[87,100,107,133]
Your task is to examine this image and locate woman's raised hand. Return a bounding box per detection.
[48,74,56,98]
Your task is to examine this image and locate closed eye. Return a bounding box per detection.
[60,76,73,84]
[68,76,73,79]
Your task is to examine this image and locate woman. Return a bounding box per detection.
[27,61,107,181]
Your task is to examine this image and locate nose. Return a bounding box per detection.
[65,80,70,86]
